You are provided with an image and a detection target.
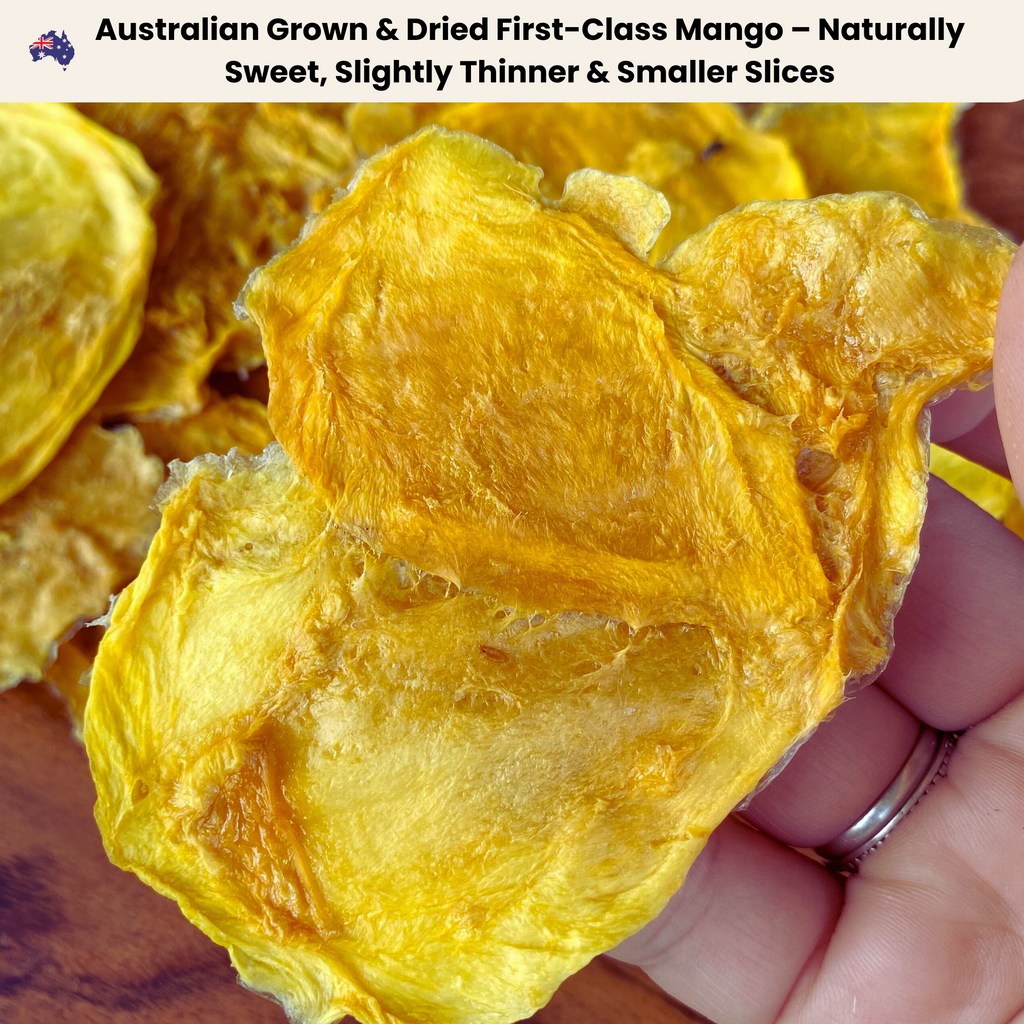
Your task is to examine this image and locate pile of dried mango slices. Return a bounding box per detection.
[1,102,1020,1024]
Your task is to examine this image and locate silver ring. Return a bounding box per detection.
[816,725,958,874]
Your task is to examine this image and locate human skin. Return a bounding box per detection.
[612,246,1024,1024]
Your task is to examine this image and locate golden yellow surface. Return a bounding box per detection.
[347,103,807,259]
[0,424,163,692]
[248,130,1010,668]
[756,103,982,224]
[88,446,779,1024]
[0,103,156,506]
[930,445,1024,539]
[77,103,356,420]
[87,130,1014,1024]
[134,393,275,464]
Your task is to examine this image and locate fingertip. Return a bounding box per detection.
[994,245,1024,494]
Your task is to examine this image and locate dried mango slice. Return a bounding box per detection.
[87,129,1014,1024]
[134,393,274,464]
[756,102,983,225]
[76,103,356,419]
[88,446,786,1024]
[347,103,808,259]
[0,102,156,505]
[0,424,163,692]
[930,444,1024,539]
[247,129,1011,673]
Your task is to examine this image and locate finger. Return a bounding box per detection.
[939,408,1010,477]
[779,687,1024,1024]
[877,477,1024,730]
[995,245,1024,491]
[612,817,842,1024]
[932,245,1024,477]
[740,685,920,848]
[930,386,995,444]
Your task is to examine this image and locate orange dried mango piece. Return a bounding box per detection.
[77,103,356,420]
[0,424,163,692]
[0,102,156,505]
[134,393,274,464]
[86,129,1014,1024]
[757,102,983,225]
[347,102,808,259]
[248,129,1010,673]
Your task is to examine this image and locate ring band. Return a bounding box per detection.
[816,725,958,874]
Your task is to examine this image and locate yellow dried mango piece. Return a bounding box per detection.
[0,102,156,506]
[77,103,356,420]
[87,446,781,1024]
[134,393,274,464]
[87,129,1014,1024]
[930,444,1024,539]
[347,103,808,259]
[757,102,983,225]
[0,424,163,692]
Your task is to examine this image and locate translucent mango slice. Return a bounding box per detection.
[0,102,157,505]
[347,103,808,259]
[134,393,274,464]
[77,103,356,420]
[87,129,1014,1024]
[88,446,806,1024]
[756,102,983,225]
[0,424,163,691]
[930,444,1024,539]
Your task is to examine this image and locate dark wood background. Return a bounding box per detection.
[2,102,1020,1024]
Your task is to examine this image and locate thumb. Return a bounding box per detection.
[995,245,1024,495]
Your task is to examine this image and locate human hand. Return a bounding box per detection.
[611,246,1024,1024]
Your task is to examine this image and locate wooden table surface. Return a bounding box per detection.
[2,101,1021,1024]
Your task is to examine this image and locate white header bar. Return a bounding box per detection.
[3,1,1022,102]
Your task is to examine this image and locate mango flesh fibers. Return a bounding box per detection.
[88,129,1015,1024]
[0,102,156,505]
[345,102,808,260]
[89,446,745,1024]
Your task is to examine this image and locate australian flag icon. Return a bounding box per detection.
[30,30,75,68]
